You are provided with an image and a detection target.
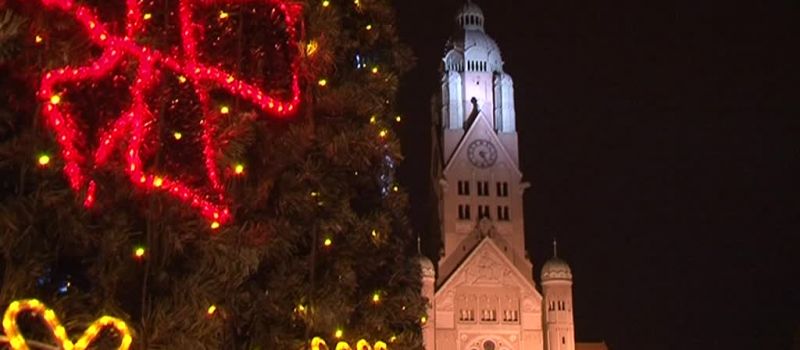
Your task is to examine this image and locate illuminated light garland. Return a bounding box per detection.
[38,154,51,166]
[310,337,388,350]
[305,40,319,56]
[36,0,304,226]
[1,299,132,350]
[133,246,145,259]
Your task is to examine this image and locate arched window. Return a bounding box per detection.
[483,340,496,350]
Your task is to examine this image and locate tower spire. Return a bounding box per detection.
[553,238,558,258]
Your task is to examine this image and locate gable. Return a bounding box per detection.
[442,112,522,179]
[435,237,541,304]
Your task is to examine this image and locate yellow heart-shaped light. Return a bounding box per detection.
[310,336,388,350]
[2,299,132,350]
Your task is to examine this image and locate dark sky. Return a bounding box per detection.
[392,1,799,349]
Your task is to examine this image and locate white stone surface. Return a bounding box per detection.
[422,2,577,350]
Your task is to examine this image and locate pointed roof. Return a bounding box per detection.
[442,112,521,178]
[436,236,538,295]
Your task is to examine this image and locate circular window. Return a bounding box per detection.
[483,340,496,350]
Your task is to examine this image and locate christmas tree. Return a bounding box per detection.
[0,0,425,348]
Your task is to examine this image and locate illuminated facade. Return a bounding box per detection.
[420,2,578,350]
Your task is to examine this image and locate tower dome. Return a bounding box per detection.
[456,1,485,31]
[419,255,436,279]
[541,257,573,281]
[444,1,504,73]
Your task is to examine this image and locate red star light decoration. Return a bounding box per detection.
[37,0,303,228]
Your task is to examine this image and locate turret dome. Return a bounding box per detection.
[419,255,436,279]
[541,257,573,281]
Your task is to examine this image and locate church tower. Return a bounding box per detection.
[431,0,530,287]
[424,2,546,349]
[541,242,576,350]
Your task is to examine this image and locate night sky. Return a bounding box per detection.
[392,1,799,349]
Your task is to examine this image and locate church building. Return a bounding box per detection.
[419,3,605,350]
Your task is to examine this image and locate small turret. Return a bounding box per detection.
[542,240,575,350]
[418,237,436,350]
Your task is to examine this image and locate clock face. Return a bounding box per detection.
[467,139,498,168]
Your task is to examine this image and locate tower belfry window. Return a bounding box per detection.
[496,182,509,197]
[458,205,471,220]
[458,181,470,195]
[478,205,490,219]
[496,206,510,221]
[477,181,489,196]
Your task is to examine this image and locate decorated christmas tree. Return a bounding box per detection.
[0,0,425,348]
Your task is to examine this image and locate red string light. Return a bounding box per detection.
[37,0,303,227]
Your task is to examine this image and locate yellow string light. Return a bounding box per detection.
[371,66,379,74]
[207,305,217,316]
[310,337,388,350]
[173,131,183,140]
[220,106,230,114]
[334,329,343,339]
[2,299,132,350]
[38,154,51,166]
[152,176,163,187]
[210,221,220,230]
[365,24,373,31]
[177,75,187,83]
[134,246,145,259]
[234,163,245,175]
[369,115,377,124]
[395,115,402,123]
[379,129,388,138]
[295,304,306,313]
[35,35,43,44]
[219,10,229,19]
[306,40,319,56]
[323,238,333,247]
[318,79,328,87]
[372,292,381,303]
[49,95,61,105]
[322,0,330,7]
[143,13,152,20]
